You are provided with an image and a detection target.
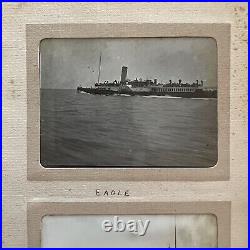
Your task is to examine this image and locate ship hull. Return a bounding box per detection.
[77,87,217,98]
[77,87,117,95]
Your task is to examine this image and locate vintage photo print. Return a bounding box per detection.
[40,38,217,167]
[41,214,218,248]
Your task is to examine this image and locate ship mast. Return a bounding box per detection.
[97,52,102,84]
[174,215,177,248]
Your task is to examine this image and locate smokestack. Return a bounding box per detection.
[121,66,128,83]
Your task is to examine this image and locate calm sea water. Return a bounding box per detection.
[41,89,217,167]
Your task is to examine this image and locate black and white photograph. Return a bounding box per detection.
[41,214,217,248]
[40,38,218,167]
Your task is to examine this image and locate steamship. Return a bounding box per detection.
[77,54,217,98]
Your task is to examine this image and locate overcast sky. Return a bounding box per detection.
[40,38,217,89]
